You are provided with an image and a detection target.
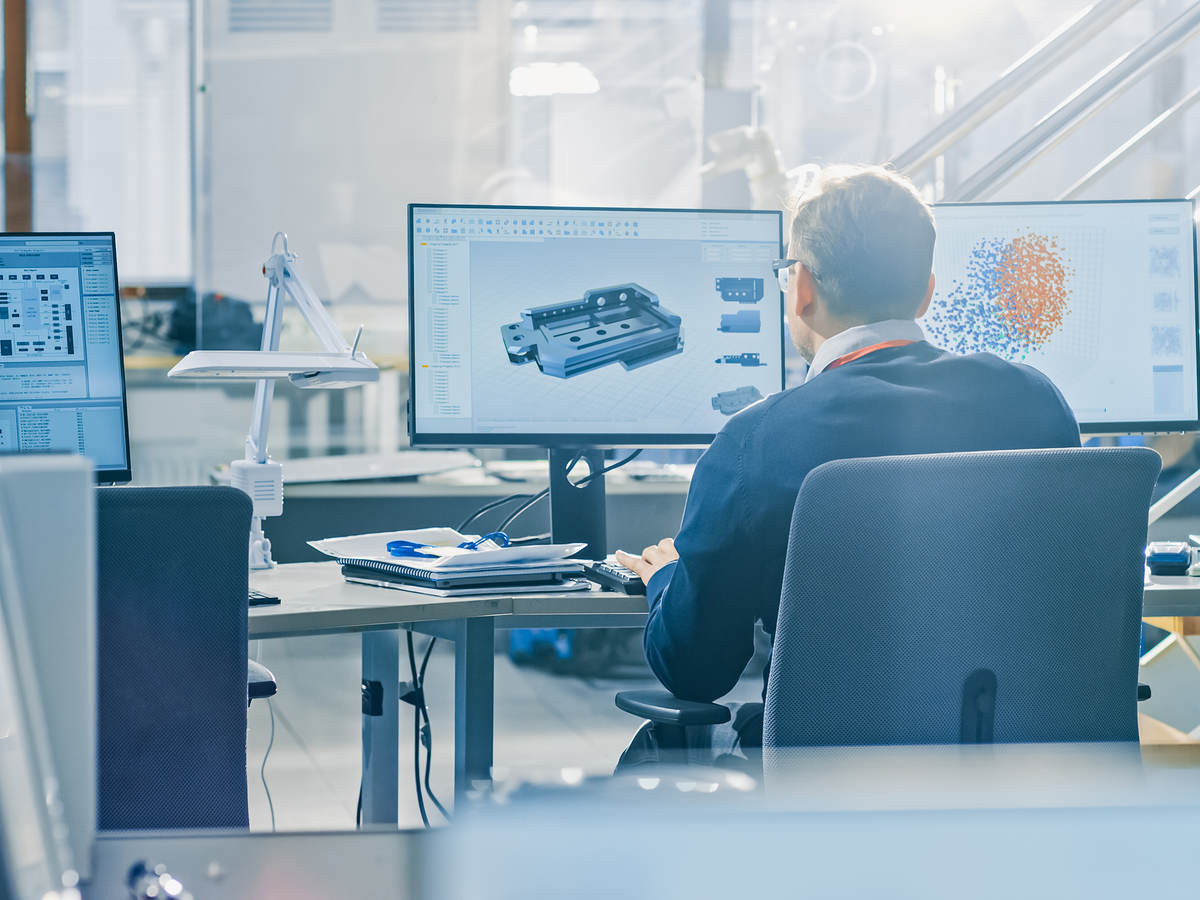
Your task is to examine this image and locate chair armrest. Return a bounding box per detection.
[1138,682,1151,702]
[248,659,278,703]
[615,690,731,726]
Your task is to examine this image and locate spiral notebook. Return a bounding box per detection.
[342,566,590,596]
[309,528,585,571]
[335,558,584,586]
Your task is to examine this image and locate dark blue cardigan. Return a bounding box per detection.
[643,341,1082,702]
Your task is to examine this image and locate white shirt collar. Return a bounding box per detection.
[804,319,926,382]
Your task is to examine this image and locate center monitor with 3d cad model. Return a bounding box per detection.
[0,233,132,481]
[407,205,785,446]
[923,199,1200,434]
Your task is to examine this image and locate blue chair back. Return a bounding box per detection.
[762,448,1159,768]
[97,486,252,830]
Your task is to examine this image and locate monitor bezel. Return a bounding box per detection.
[407,202,787,448]
[0,231,133,483]
[932,198,1200,436]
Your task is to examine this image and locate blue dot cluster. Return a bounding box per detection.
[925,236,1030,359]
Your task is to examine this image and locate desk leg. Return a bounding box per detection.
[361,628,399,827]
[454,617,495,804]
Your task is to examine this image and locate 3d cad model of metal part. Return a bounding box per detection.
[715,352,765,367]
[500,283,683,378]
[712,385,764,415]
[718,310,761,333]
[715,277,764,303]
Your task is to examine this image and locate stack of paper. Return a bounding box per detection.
[308,529,590,596]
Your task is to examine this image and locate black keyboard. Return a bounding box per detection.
[584,560,646,595]
[249,589,281,607]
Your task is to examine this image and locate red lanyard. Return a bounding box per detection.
[824,339,916,372]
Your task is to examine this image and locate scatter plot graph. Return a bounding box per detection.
[924,228,1097,361]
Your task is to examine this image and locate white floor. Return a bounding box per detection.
[245,633,763,831]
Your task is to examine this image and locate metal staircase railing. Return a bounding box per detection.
[889,0,1140,175]
[890,0,1200,202]
[1059,83,1200,199]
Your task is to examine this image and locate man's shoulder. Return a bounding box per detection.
[853,342,1064,394]
[937,349,1067,398]
[724,344,1074,434]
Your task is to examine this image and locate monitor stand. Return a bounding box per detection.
[548,448,607,560]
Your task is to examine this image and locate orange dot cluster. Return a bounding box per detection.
[993,232,1073,347]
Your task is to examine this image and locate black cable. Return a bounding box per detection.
[495,449,644,534]
[494,451,581,533]
[417,639,451,822]
[578,448,643,485]
[407,631,430,828]
[456,493,533,533]
[496,487,551,533]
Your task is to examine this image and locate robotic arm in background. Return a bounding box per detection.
[699,126,819,212]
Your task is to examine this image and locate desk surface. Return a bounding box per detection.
[1143,575,1200,618]
[251,564,1200,638]
[249,562,646,638]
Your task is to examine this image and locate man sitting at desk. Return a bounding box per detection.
[613,164,1081,771]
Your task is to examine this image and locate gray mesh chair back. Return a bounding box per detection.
[97,486,252,829]
[762,448,1160,773]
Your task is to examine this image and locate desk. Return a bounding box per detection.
[1143,575,1200,618]
[252,564,1200,826]
[1142,575,1200,676]
[250,562,646,826]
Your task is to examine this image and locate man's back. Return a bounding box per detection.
[642,341,1080,702]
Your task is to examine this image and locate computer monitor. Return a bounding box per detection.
[407,204,785,446]
[922,200,1200,434]
[0,233,131,481]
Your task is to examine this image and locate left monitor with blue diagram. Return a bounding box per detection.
[0,233,131,482]
[408,204,785,446]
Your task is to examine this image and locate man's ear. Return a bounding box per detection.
[915,272,935,319]
[793,264,819,320]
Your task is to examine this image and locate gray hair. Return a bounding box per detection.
[788,165,935,322]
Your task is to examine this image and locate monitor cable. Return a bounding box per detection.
[416,633,449,822]
[455,449,585,534]
[496,449,643,533]
[354,632,449,830]
[406,630,450,827]
[456,493,534,533]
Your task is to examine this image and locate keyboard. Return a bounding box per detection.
[584,560,646,595]
[249,589,281,607]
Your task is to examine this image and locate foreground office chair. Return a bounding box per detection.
[616,448,1160,775]
[97,486,254,829]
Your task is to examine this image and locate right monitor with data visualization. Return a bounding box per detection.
[921,199,1200,433]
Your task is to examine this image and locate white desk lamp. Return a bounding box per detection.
[169,232,379,568]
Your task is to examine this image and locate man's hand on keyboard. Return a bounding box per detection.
[614,538,679,585]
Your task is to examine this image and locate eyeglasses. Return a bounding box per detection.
[773,258,800,294]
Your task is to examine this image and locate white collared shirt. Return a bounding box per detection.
[804,319,927,382]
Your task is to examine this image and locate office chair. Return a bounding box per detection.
[616,448,1160,776]
[97,486,255,829]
